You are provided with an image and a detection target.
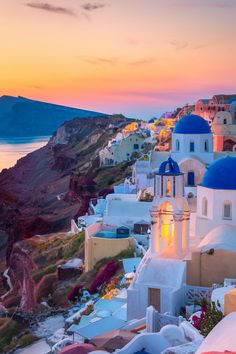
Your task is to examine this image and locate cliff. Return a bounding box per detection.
[0,95,104,136]
[0,114,133,259]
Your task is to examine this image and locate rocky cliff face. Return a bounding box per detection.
[0,114,131,260]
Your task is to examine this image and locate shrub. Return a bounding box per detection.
[62,232,85,259]
[0,320,23,352]
[67,284,83,302]
[89,260,120,294]
[33,264,57,283]
[18,334,38,348]
[200,301,223,337]
[191,299,223,337]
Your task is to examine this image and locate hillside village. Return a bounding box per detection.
[1,94,236,353]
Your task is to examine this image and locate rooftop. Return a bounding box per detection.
[173,114,211,134]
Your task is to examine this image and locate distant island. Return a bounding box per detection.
[0,95,104,137]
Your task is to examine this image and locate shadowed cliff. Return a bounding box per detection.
[0,95,104,137]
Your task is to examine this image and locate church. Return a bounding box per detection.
[128,155,236,319]
[134,113,236,195]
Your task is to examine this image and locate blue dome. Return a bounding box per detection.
[157,157,183,175]
[174,114,211,134]
[201,156,236,190]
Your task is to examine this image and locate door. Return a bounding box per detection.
[148,288,161,311]
[187,171,195,186]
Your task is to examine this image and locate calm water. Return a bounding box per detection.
[0,136,50,172]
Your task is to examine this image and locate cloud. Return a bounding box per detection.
[169,40,188,51]
[83,56,118,65]
[193,44,208,50]
[129,58,158,66]
[81,2,107,11]
[26,2,76,16]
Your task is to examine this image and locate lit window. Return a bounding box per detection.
[202,197,208,216]
[223,201,232,220]
[190,142,194,152]
[166,179,171,197]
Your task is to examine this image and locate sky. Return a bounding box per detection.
[0,0,236,118]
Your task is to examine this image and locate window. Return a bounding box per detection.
[223,118,227,125]
[187,171,195,186]
[176,139,180,151]
[166,178,171,197]
[190,142,195,152]
[223,201,232,220]
[133,143,139,150]
[205,140,209,152]
[202,197,208,216]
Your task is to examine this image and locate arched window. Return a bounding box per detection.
[190,141,195,152]
[176,139,180,151]
[205,140,209,152]
[202,197,208,216]
[223,201,232,220]
[223,118,227,125]
[166,178,171,197]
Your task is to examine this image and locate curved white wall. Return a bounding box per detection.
[172,133,213,155]
[196,186,236,238]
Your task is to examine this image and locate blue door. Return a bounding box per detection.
[188,171,195,186]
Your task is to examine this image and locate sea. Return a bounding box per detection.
[0,136,50,172]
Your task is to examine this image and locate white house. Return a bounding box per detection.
[99,132,146,166]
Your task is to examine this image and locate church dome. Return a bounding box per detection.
[157,156,182,175]
[173,114,211,134]
[201,156,236,190]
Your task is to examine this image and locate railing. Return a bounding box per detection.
[155,313,184,332]
[224,278,236,287]
[185,285,213,304]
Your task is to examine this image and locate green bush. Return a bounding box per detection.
[33,264,57,283]
[17,334,38,348]
[61,231,85,258]
[200,301,223,337]
[0,320,23,352]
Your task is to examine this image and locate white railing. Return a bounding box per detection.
[185,285,212,304]
[155,313,184,332]
[224,278,236,287]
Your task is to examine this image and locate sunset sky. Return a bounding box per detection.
[1,0,236,118]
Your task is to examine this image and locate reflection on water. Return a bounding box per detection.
[0,136,50,172]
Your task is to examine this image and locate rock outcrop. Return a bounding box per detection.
[0,114,131,257]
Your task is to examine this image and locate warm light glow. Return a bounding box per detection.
[161,203,174,247]
[0,1,236,117]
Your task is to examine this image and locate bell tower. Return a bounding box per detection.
[150,157,190,258]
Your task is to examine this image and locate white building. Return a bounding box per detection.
[134,114,236,195]
[127,157,190,319]
[195,156,236,238]
[99,132,146,166]
[134,114,214,192]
